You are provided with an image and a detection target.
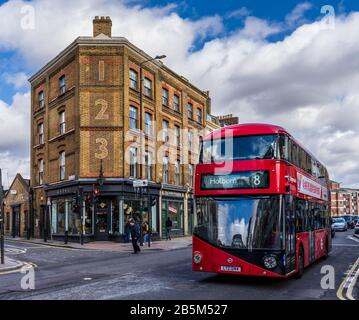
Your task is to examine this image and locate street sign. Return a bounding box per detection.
[133,179,148,188]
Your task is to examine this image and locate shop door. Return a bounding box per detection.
[12,206,21,237]
[95,200,110,241]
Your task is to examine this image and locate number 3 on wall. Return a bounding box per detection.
[95,138,109,159]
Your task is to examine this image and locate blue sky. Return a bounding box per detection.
[0,0,357,105]
[1,0,359,187]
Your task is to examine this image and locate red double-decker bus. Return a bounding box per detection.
[192,124,331,278]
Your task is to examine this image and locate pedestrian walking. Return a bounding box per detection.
[124,219,131,243]
[142,221,150,242]
[165,217,173,240]
[129,218,141,254]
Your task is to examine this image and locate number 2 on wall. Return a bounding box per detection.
[95,138,109,159]
[95,99,110,120]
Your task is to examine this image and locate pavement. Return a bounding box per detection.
[0,231,357,300]
[0,257,25,273]
[4,236,192,252]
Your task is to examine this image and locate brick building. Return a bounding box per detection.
[330,180,359,216]
[3,174,31,238]
[29,16,214,242]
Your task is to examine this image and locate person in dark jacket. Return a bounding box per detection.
[124,220,131,243]
[165,217,173,240]
[129,218,141,254]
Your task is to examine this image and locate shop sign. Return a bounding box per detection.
[162,191,184,198]
[133,180,148,188]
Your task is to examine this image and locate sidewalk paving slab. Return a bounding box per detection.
[5,236,192,253]
[0,257,25,273]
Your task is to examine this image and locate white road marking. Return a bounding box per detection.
[347,236,359,243]
[4,245,27,255]
[332,244,359,247]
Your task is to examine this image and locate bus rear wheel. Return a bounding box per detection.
[294,248,304,279]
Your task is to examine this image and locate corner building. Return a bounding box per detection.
[30,17,211,242]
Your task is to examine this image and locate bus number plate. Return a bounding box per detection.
[220,266,242,272]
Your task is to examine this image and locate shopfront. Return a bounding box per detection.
[45,180,160,242]
[161,190,186,238]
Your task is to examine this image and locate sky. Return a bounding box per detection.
[0,0,359,188]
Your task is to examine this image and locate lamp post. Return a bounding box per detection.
[97,159,105,186]
[90,159,104,243]
[139,55,166,246]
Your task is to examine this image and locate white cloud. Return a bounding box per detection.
[0,91,30,186]
[2,72,29,89]
[0,1,359,188]
[285,2,313,28]
[183,13,359,187]
[226,7,251,19]
[0,92,30,154]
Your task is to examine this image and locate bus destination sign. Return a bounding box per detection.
[201,171,269,190]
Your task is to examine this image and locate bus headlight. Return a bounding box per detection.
[263,255,277,269]
[193,251,202,264]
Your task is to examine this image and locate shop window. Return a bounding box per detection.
[162,199,184,237]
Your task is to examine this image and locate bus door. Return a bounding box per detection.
[284,195,296,273]
[307,203,315,264]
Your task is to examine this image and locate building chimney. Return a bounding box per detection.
[93,16,112,38]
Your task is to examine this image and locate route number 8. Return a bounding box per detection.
[253,174,261,187]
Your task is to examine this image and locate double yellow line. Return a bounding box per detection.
[337,257,359,300]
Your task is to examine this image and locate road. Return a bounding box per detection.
[0,231,358,300]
